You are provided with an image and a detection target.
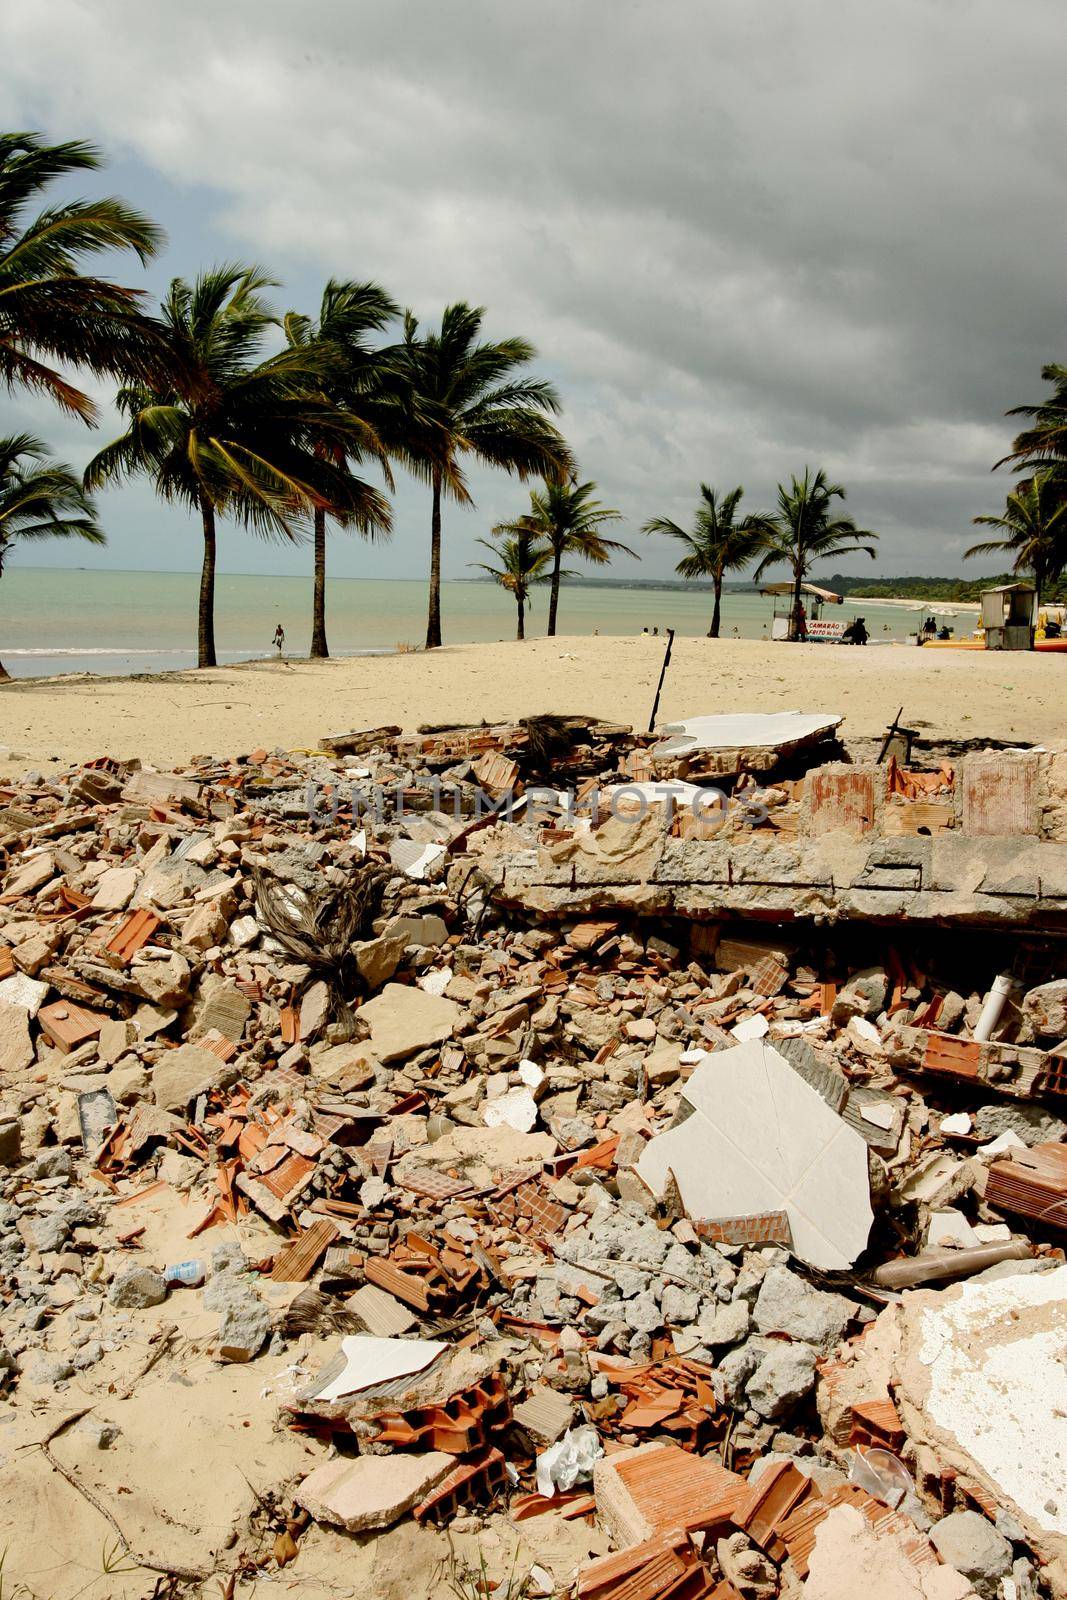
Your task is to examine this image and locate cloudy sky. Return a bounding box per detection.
[2,0,1064,582]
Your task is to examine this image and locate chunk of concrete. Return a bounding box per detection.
[354,932,407,991]
[181,900,230,953]
[109,1267,168,1309]
[745,1341,819,1419]
[895,1264,1067,1582]
[356,982,461,1063]
[131,950,191,1008]
[151,1042,221,1111]
[91,866,139,911]
[930,1512,1012,1597]
[187,977,250,1041]
[806,1504,975,1600]
[217,1298,271,1362]
[294,1451,454,1532]
[0,1003,34,1076]
[753,1266,852,1354]
[1022,978,1067,1040]
[0,973,49,1018]
[635,1041,873,1269]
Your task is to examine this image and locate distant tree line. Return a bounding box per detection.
[820,572,1067,604]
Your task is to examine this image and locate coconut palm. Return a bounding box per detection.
[643,484,765,638]
[966,473,1067,607]
[284,280,401,658]
[392,302,573,648]
[85,265,388,668]
[751,469,877,640]
[0,132,162,422]
[0,433,103,678]
[494,478,632,636]
[471,524,553,640]
[1000,364,1067,485]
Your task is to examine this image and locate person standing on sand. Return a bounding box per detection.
[273,623,285,656]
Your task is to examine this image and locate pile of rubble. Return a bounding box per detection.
[0,715,1064,1600]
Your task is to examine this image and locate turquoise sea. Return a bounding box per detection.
[0,568,977,678]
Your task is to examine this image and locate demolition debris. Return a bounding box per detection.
[0,713,1064,1599]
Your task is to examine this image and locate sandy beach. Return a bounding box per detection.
[1,634,1062,775]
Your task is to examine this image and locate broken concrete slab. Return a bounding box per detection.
[90,865,139,911]
[295,1450,454,1533]
[652,711,843,774]
[356,983,461,1063]
[635,1041,873,1269]
[0,972,49,1017]
[150,1041,224,1112]
[0,1003,34,1076]
[891,1263,1067,1587]
[804,1503,976,1600]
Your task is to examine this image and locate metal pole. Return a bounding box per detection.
[647,628,675,734]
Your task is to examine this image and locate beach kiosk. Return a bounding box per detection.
[980,582,1037,651]
[760,582,845,641]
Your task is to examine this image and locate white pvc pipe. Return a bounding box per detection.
[973,972,1014,1043]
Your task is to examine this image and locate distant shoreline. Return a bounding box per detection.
[843,594,981,613]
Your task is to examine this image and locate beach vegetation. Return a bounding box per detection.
[284,279,399,658]
[495,477,632,635]
[643,484,764,637]
[389,302,572,649]
[752,468,877,639]
[0,131,161,422]
[84,266,386,667]
[966,472,1067,607]
[0,432,102,677]
[470,522,554,639]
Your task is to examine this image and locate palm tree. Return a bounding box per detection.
[494,478,632,635]
[643,484,765,638]
[284,280,400,658]
[966,473,1067,607]
[0,433,103,678]
[1000,364,1067,486]
[1,132,162,422]
[471,524,553,640]
[752,468,877,640]
[86,266,387,668]
[392,302,573,648]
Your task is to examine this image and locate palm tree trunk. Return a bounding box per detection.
[426,468,443,649]
[0,555,7,678]
[198,495,218,669]
[311,507,329,658]
[791,563,804,641]
[517,593,526,641]
[709,575,723,638]
[547,546,562,636]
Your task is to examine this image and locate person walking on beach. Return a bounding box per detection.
[273,623,285,656]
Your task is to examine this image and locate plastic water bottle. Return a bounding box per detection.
[164,1259,205,1288]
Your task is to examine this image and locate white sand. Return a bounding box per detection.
[1,634,1062,775]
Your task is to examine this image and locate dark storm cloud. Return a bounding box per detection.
[1,0,1064,576]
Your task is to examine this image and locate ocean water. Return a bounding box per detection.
[0,568,976,678]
